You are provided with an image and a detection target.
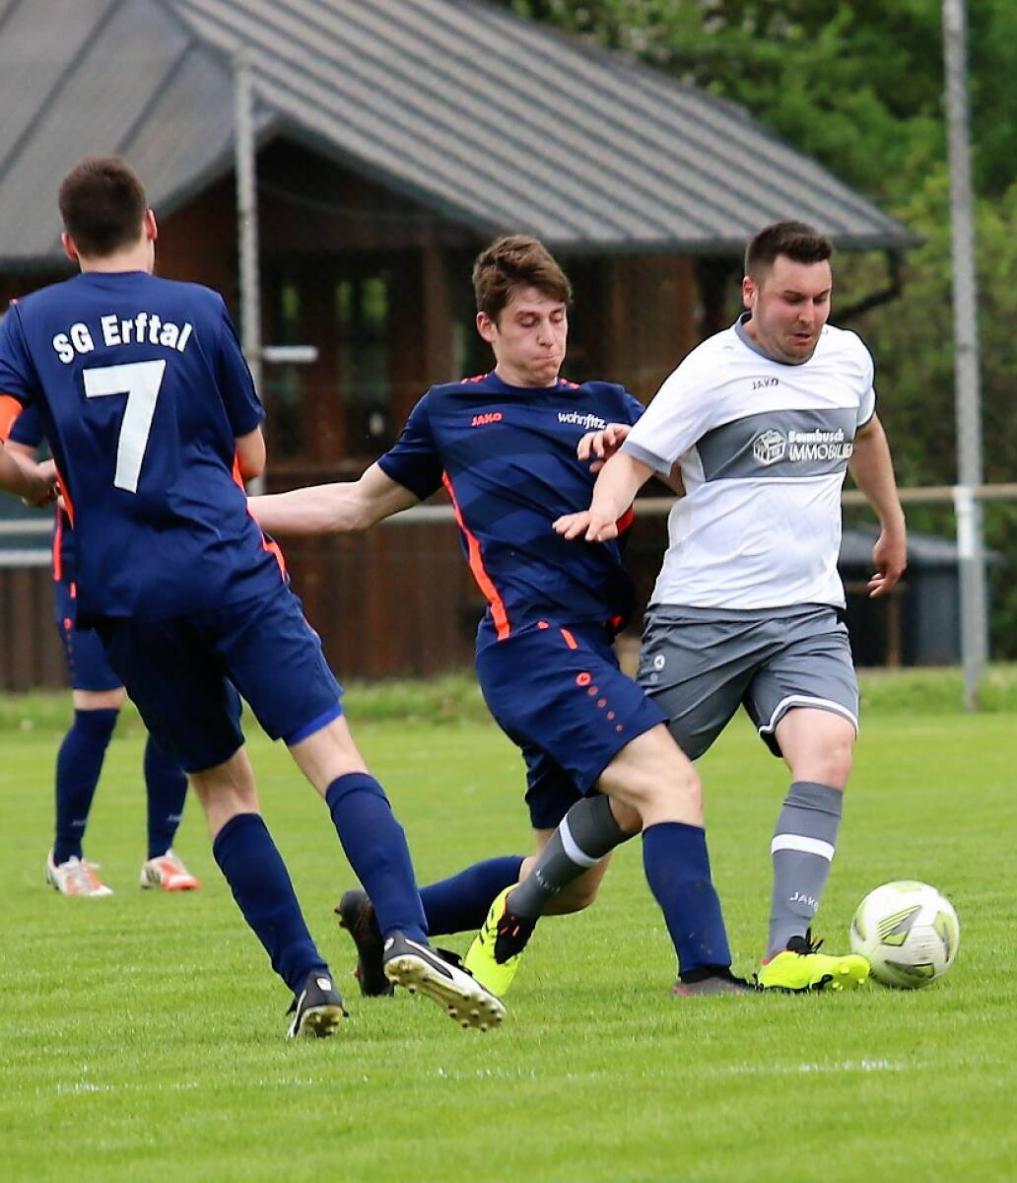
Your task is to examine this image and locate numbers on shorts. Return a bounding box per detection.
[82,360,167,493]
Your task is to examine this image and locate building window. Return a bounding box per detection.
[336,269,392,448]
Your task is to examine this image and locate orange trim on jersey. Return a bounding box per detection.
[52,509,64,582]
[55,464,73,528]
[261,531,288,579]
[560,627,578,650]
[0,394,21,441]
[441,470,510,639]
[232,449,288,580]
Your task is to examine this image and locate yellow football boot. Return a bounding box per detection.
[462,886,535,997]
[756,929,870,992]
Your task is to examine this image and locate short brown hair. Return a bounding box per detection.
[472,235,572,321]
[745,221,833,280]
[58,156,148,258]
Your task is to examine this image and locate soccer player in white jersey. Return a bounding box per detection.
[554,221,907,991]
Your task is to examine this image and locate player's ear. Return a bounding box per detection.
[741,274,756,310]
[476,310,498,344]
[61,233,79,264]
[144,209,158,242]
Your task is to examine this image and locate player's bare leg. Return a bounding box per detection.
[467,725,751,996]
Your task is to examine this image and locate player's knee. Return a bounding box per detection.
[611,799,642,835]
[325,770,388,807]
[625,761,703,820]
[800,740,853,788]
[668,763,704,817]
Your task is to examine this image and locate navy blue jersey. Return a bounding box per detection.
[378,371,644,637]
[0,272,284,623]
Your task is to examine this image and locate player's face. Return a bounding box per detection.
[477,286,568,388]
[742,255,832,365]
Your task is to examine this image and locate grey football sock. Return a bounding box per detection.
[508,794,632,921]
[768,780,844,958]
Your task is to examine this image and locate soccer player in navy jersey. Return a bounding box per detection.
[0,155,504,1036]
[250,235,751,998]
[3,399,198,897]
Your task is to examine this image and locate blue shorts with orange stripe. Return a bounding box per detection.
[95,582,342,773]
[54,579,122,692]
[475,618,665,830]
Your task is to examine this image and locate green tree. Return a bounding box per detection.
[502,1,1014,200]
[501,0,1017,655]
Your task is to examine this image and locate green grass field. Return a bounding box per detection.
[2,684,1015,1182]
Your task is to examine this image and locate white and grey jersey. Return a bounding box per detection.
[623,317,875,610]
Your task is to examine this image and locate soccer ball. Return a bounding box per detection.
[849,881,960,989]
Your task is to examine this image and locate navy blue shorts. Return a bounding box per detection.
[96,583,342,773]
[54,580,121,692]
[476,621,665,830]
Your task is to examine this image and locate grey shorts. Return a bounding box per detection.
[637,604,859,760]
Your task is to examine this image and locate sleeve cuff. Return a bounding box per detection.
[620,439,672,476]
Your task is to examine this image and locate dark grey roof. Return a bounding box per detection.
[0,0,915,266]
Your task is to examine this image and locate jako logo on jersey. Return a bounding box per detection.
[752,376,779,390]
[557,411,607,430]
[471,412,503,427]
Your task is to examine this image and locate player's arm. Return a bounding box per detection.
[248,461,419,535]
[578,422,632,473]
[849,413,907,598]
[0,438,56,505]
[4,437,35,462]
[235,426,266,481]
[554,450,655,542]
[0,394,55,505]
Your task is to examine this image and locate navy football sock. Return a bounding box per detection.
[420,855,524,936]
[642,821,732,977]
[53,708,118,864]
[212,812,326,992]
[143,735,188,859]
[325,773,428,942]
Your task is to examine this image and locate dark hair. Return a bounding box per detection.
[472,235,572,321]
[58,156,148,257]
[745,220,833,279]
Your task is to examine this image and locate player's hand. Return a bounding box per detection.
[553,509,620,543]
[578,423,631,473]
[867,526,907,597]
[20,458,58,508]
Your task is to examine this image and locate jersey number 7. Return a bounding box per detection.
[83,360,167,493]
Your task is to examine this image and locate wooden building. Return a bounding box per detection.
[0,0,915,688]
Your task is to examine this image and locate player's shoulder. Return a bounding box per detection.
[147,275,227,313]
[428,373,488,396]
[819,321,873,364]
[8,275,79,315]
[568,378,631,400]
[566,378,643,418]
[422,372,521,409]
[677,325,739,373]
[654,326,737,397]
